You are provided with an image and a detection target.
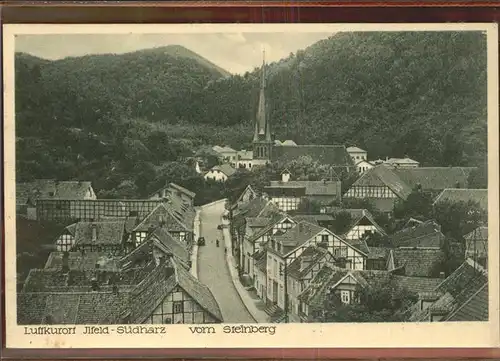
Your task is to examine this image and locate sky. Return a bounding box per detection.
[15,32,334,75]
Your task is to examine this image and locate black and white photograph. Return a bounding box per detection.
[3,23,499,349]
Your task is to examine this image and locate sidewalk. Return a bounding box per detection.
[190,208,201,278]
[221,218,270,323]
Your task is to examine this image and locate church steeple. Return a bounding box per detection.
[252,51,273,163]
[253,52,271,142]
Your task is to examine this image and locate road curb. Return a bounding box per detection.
[221,219,269,323]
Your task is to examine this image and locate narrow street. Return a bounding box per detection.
[197,202,255,323]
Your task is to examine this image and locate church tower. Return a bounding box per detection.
[252,52,273,165]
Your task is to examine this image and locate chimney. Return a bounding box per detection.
[439,271,446,279]
[91,277,99,292]
[91,224,97,242]
[62,251,70,273]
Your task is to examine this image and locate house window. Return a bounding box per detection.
[135,232,148,246]
[321,235,329,244]
[173,301,184,314]
[58,234,73,252]
[341,291,350,304]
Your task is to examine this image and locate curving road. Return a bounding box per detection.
[197,201,254,323]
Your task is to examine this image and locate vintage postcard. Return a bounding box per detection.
[3,23,499,349]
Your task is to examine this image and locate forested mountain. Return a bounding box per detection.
[15,32,487,200]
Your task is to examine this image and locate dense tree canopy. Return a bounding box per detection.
[15,32,487,198]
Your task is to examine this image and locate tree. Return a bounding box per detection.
[363,232,391,247]
[331,211,353,235]
[433,200,487,241]
[321,277,417,322]
[296,199,323,214]
[393,186,433,220]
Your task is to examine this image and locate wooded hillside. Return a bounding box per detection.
[15,32,487,199]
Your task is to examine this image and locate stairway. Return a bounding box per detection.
[264,303,280,316]
[264,303,285,322]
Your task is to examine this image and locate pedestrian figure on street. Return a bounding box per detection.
[216,239,219,247]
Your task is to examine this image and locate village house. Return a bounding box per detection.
[149,182,196,209]
[327,208,387,241]
[263,170,342,212]
[344,164,476,214]
[204,163,237,182]
[230,197,281,269]
[433,188,488,213]
[232,185,258,210]
[16,180,97,220]
[132,203,194,247]
[465,226,488,268]
[212,145,238,166]
[236,150,254,169]
[346,146,368,163]
[18,249,222,325]
[387,248,445,278]
[409,258,488,322]
[297,265,442,322]
[384,157,420,168]
[389,219,445,249]
[355,159,375,174]
[286,245,336,322]
[264,221,368,320]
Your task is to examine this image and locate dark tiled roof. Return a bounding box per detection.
[134,204,190,233]
[45,252,119,271]
[273,221,325,248]
[410,259,488,322]
[100,216,139,233]
[271,144,354,168]
[287,245,330,279]
[254,250,268,273]
[330,208,386,236]
[148,227,190,264]
[74,221,126,246]
[433,188,488,212]
[212,163,237,177]
[445,283,488,321]
[169,183,196,199]
[174,260,223,322]
[246,217,274,228]
[390,220,444,249]
[268,180,341,196]
[17,180,94,205]
[292,214,334,225]
[350,166,476,200]
[393,276,443,294]
[370,198,397,213]
[298,265,348,305]
[367,246,390,260]
[391,248,445,277]
[393,168,475,193]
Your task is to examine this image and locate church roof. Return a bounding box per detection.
[271,145,353,168]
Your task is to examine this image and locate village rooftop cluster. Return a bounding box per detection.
[15,58,489,325]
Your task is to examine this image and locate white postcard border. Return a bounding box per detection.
[3,22,499,349]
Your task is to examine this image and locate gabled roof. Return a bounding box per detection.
[210,163,237,177]
[268,180,340,196]
[280,140,297,146]
[287,245,331,280]
[390,248,445,277]
[433,188,488,212]
[385,157,419,165]
[173,260,223,322]
[273,221,325,249]
[390,220,444,249]
[74,221,126,246]
[133,203,190,233]
[147,227,190,264]
[100,216,139,234]
[465,226,488,241]
[17,180,93,204]
[367,246,390,260]
[346,146,366,153]
[44,252,119,271]
[410,259,488,322]
[445,283,488,321]
[234,185,257,205]
[168,183,196,199]
[271,145,354,168]
[330,208,386,236]
[350,166,477,200]
[212,145,236,153]
[246,213,291,244]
